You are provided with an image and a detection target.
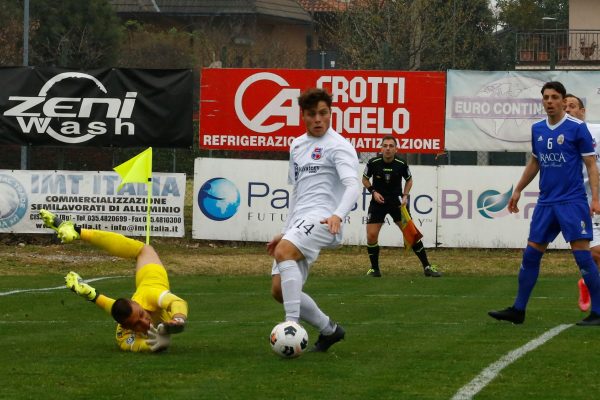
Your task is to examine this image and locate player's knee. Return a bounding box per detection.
[366,232,379,243]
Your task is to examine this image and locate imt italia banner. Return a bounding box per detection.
[200,68,445,153]
[0,67,193,148]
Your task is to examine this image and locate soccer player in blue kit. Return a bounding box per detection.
[489,81,600,326]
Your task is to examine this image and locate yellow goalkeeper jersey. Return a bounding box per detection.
[114,263,188,352]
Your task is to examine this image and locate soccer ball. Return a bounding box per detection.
[270,321,309,358]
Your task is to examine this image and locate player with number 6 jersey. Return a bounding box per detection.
[489,81,600,326]
[268,88,360,352]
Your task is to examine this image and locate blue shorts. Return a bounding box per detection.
[528,201,593,244]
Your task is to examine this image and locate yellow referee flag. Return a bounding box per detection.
[114,147,153,191]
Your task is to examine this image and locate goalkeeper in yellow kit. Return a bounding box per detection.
[40,209,188,353]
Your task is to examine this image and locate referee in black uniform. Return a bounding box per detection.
[362,135,441,277]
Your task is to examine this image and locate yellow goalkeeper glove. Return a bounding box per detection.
[65,271,98,302]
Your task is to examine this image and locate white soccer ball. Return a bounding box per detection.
[270,321,309,358]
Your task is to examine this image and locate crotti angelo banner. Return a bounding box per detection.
[199,68,445,153]
[0,67,193,147]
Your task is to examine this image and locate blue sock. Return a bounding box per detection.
[573,250,600,314]
[513,245,543,310]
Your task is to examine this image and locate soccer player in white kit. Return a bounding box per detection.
[565,93,600,312]
[268,88,360,352]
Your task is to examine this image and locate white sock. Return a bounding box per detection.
[300,292,335,334]
[278,260,302,322]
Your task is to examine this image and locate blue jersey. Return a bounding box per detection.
[532,114,594,204]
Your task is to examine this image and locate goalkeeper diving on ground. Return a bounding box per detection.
[40,209,188,353]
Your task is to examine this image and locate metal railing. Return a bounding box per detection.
[516,30,600,66]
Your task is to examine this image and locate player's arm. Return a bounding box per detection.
[160,292,188,334]
[362,175,372,190]
[363,174,384,204]
[324,147,360,234]
[508,156,539,213]
[583,154,600,214]
[402,177,413,206]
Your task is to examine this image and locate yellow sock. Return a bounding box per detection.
[95,294,115,315]
[80,229,144,259]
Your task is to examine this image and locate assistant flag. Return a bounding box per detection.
[399,204,423,250]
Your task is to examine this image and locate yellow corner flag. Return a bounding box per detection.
[114,147,153,191]
[399,204,423,250]
[113,147,153,244]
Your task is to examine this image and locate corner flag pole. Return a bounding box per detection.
[113,147,153,244]
[146,177,151,244]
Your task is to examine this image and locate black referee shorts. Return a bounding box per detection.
[366,201,403,224]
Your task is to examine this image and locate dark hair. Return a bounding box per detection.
[111,298,133,324]
[297,88,332,110]
[541,81,566,98]
[565,93,585,108]
[381,135,397,145]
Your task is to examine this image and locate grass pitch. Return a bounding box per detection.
[1,242,600,399]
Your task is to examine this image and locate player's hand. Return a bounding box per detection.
[146,325,171,352]
[590,199,600,216]
[65,271,98,302]
[373,191,385,204]
[320,215,342,235]
[157,317,186,335]
[267,234,284,256]
[507,191,521,213]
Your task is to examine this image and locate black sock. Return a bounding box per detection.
[367,243,380,270]
[412,240,430,268]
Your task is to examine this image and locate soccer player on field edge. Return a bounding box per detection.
[564,93,600,313]
[489,81,600,326]
[40,209,188,352]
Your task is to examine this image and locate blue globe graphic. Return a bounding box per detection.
[198,178,240,221]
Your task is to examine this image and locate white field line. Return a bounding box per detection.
[0,276,124,297]
[451,324,573,400]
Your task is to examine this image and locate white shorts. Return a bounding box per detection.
[592,216,600,248]
[271,216,342,281]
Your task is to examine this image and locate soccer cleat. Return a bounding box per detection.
[488,306,525,324]
[65,271,98,302]
[576,311,600,326]
[366,268,382,277]
[57,220,80,243]
[311,324,345,352]
[40,209,61,232]
[578,278,591,312]
[40,209,79,243]
[424,265,442,277]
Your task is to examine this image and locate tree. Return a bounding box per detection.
[319,0,498,71]
[0,2,24,66]
[29,0,122,68]
[495,0,568,68]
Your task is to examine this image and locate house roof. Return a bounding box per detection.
[109,0,312,23]
[297,0,349,12]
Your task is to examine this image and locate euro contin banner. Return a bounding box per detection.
[446,69,600,151]
[0,67,193,147]
[199,68,446,153]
